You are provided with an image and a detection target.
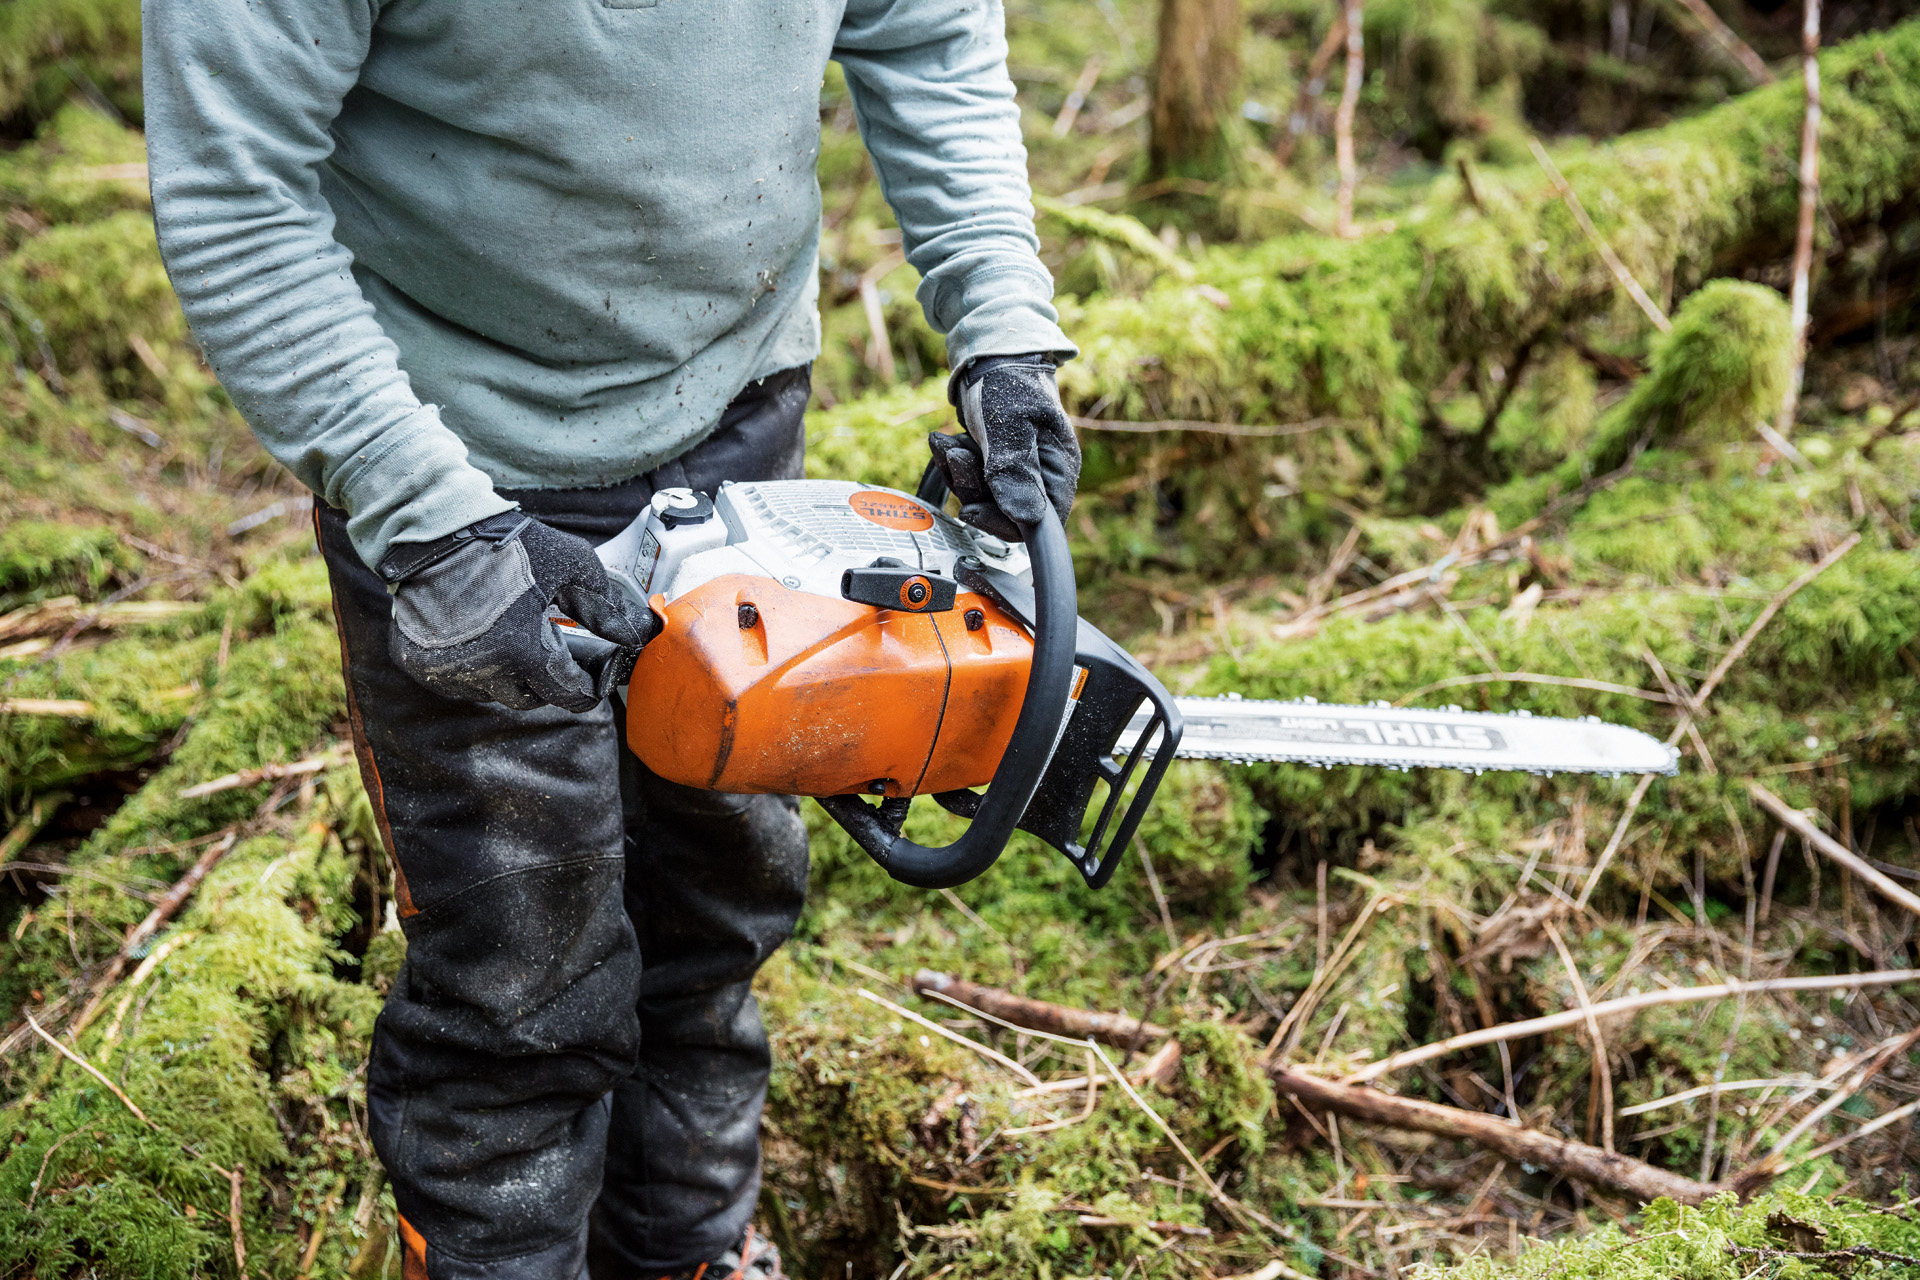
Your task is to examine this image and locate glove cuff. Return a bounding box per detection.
[378,511,531,585]
[948,351,1057,405]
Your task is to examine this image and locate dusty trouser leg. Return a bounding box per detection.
[585,771,809,1274]
[316,504,640,1280]
[582,365,815,1274]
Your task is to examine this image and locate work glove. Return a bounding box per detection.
[378,512,657,713]
[929,352,1080,542]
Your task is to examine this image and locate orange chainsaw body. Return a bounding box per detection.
[628,574,1034,797]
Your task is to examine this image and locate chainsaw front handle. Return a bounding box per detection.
[815,506,1079,889]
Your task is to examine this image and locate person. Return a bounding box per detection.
[143,1,1080,1276]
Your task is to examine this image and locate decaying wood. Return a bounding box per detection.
[1269,1066,1736,1206]
[1746,780,1920,920]
[913,970,1169,1049]
[1332,0,1363,237]
[1777,0,1822,434]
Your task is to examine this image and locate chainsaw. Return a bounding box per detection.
[562,478,1676,891]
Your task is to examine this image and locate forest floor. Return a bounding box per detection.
[2,0,1919,1277]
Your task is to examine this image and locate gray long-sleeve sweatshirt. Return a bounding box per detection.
[143,0,1074,567]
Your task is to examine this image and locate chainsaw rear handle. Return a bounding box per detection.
[815,506,1079,889]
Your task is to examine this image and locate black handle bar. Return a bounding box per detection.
[814,505,1078,889]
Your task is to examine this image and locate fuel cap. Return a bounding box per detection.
[650,488,715,528]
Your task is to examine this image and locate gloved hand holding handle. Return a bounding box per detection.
[928,352,1080,542]
[379,511,658,713]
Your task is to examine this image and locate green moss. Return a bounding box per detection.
[0,517,141,605]
[0,0,143,123]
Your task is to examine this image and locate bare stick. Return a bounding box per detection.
[1765,1025,1920,1163]
[1577,533,1859,908]
[1529,138,1670,333]
[1783,1098,1920,1170]
[1276,13,1347,166]
[1777,0,1822,435]
[1747,781,1920,920]
[1345,969,1920,1084]
[1664,0,1775,84]
[913,970,1168,1049]
[24,1012,153,1127]
[1271,1066,1726,1205]
[1053,56,1102,137]
[26,1123,101,1212]
[856,988,1042,1088]
[178,746,351,799]
[1332,0,1363,238]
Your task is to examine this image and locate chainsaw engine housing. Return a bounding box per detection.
[581,480,1182,886]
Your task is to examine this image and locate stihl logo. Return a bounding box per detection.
[1206,715,1507,751]
[849,491,934,531]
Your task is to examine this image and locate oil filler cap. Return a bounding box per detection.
[841,558,956,613]
[650,488,715,528]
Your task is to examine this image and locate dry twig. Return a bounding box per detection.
[913,970,1168,1049]
[1347,969,1920,1084]
[1746,780,1920,920]
[1577,533,1860,909]
[1270,1066,1729,1205]
[1529,139,1671,334]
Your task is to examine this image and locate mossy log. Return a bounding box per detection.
[1058,18,1920,566]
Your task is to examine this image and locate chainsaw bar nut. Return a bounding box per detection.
[737,602,760,629]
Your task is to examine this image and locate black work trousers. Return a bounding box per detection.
[316,367,814,1280]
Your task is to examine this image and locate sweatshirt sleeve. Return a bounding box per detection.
[832,0,1077,374]
[143,0,512,569]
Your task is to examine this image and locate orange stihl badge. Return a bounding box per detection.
[848,491,934,531]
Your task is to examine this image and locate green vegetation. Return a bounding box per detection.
[2,0,1918,1276]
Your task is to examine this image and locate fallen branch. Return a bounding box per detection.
[1577,532,1860,908]
[1271,1065,1732,1206]
[178,745,351,800]
[1746,780,1920,920]
[912,970,1169,1050]
[1345,968,1920,1084]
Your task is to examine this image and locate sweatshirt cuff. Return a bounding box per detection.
[334,408,515,570]
[926,262,1078,374]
